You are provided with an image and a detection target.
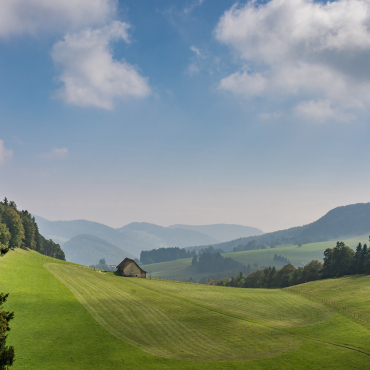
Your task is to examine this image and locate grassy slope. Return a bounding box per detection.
[143,235,369,281]
[0,249,369,369]
[288,275,370,322]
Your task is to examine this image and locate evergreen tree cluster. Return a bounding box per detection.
[273,254,290,264]
[0,198,65,260]
[140,247,196,264]
[198,246,225,254]
[212,260,322,288]
[233,240,269,252]
[194,252,247,274]
[0,293,14,370]
[322,241,370,277]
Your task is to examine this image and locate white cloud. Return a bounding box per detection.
[38,147,68,160]
[0,0,115,37]
[52,21,151,109]
[0,140,13,166]
[215,0,370,119]
[220,70,266,98]
[295,100,355,122]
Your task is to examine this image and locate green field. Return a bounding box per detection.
[1,249,370,369]
[143,235,370,281]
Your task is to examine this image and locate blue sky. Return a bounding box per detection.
[1,0,370,231]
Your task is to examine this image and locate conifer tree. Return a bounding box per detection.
[354,243,362,274]
[0,247,15,369]
[361,244,368,274]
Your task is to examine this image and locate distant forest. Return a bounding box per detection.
[140,247,196,264]
[210,240,370,289]
[140,245,225,265]
[0,198,65,260]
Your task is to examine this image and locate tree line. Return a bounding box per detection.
[0,198,65,260]
[209,240,370,288]
[140,247,196,264]
[233,240,269,252]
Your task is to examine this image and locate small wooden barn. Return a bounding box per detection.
[117,258,146,278]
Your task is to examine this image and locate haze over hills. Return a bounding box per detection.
[168,224,263,243]
[35,216,145,257]
[192,203,370,252]
[62,234,135,266]
[119,222,219,248]
[36,216,257,262]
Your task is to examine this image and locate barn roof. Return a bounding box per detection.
[117,257,146,273]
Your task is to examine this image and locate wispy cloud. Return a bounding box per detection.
[38,147,68,160]
[0,140,13,166]
[52,21,151,109]
[183,0,207,15]
[188,45,209,75]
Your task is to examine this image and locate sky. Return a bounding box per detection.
[1,0,370,232]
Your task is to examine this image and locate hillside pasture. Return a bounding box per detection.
[288,274,370,323]
[46,263,306,361]
[1,249,370,369]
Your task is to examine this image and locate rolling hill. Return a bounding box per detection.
[35,217,219,257]
[61,234,135,266]
[118,222,219,248]
[1,249,370,369]
[197,202,370,252]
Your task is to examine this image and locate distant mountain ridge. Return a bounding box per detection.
[35,216,145,256]
[168,224,263,243]
[62,234,135,266]
[36,217,258,260]
[192,203,370,252]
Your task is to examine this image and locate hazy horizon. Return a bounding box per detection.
[2,0,370,233]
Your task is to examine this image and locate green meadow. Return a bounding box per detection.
[1,249,370,369]
[143,235,370,281]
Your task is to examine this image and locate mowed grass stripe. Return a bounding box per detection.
[47,265,252,360]
[46,264,301,361]
[82,273,293,360]
[47,265,205,357]
[130,277,329,328]
[129,282,370,357]
[69,270,225,358]
[76,270,290,360]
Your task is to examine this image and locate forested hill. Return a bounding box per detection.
[193,203,370,252]
[0,198,65,260]
[299,203,370,240]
